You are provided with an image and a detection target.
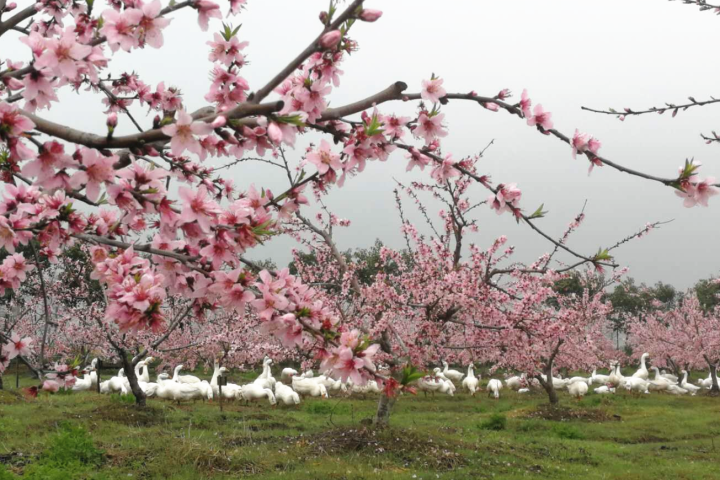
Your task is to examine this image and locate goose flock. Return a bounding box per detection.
[67,352,716,405]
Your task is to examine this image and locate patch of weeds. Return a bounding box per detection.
[304,402,349,415]
[479,414,507,431]
[473,404,488,413]
[581,396,602,407]
[43,422,103,467]
[551,423,585,440]
[21,423,103,479]
[0,464,13,480]
[108,393,135,405]
[516,420,546,433]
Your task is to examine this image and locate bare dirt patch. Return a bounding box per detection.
[525,405,619,422]
[91,403,165,427]
[289,427,466,471]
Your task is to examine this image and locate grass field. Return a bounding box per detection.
[1,369,720,479]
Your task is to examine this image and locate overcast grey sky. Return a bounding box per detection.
[14,0,720,289]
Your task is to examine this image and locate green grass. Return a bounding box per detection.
[1,369,720,479]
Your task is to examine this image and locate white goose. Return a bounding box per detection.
[590,367,611,385]
[416,375,446,395]
[665,384,689,395]
[442,361,464,383]
[291,377,329,398]
[505,373,525,391]
[631,353,650,380]
[660,369,679,383]
[253,358,276,390]
[433,368,457,394]
[462,364,479,395]
[72,368,93,391]
[120,360,148,393]
[541,373,569,390]
[697,372,713,389]
[274,382,301,406]
[154,372,208,402]
[89,359,99,389]
[487,379,503,399]
[211,365,241,399]
[648,367,672,391]
[624,377,650,394]
[103,368,129,395]
[173,364,201,384]
[680,370,700,395]
[594,386,615,394]
[139,357,154,383]
[239,383,277,405]
[608,363,626,388]
[280,368,298,382]
[567,376,589,385]
[314,375,348,393]
[568,380,588,399]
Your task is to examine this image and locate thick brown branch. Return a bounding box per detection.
[25,101,282,150]
[0,5,36,36]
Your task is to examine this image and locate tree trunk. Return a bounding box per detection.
[0,374,4,390]
[710,363,719,395]
[373,393,397,427]
[120,352,146,407]
[538,362,558,405]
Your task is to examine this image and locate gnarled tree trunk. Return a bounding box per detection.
[708,360,719,395]
[119,350,146,407]
[537,365,558,405]
[373,393,397,427]
[538,340,562,405]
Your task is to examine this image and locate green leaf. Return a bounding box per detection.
[593,248,613,262]
[275,114,306,128]
[528,203,548,220]
[363,112,385,136]
[400,364,425,386]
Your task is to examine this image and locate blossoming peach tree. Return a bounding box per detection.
[0,0,716,409]
[627,294,720,393]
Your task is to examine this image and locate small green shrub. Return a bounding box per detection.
[109,393,135,405]
[516,420,546,432]
[304,402,349,415]
[0,464,14,480]
[21,463,77,480]
[43,422,103,467]
[581,396,602,407]
[479,414,507,431]
[552,423,584,440]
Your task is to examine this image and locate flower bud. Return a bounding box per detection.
[267,122,283,144]
[318,11,328,24]
[106,112,118,128]
[211,115,226,128]
[359,9,382,22]
[5,2,17,11]
[319,30,342,49]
